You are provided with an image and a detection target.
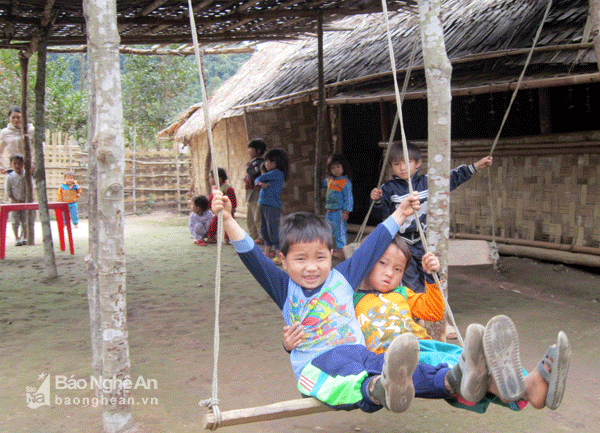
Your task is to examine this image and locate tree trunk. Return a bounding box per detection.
[590,0,600,70]
[418,0,452,341]
[33,27,58,278]
[83,1,132,432]
[314,12,325,215]
[18,54,35,245]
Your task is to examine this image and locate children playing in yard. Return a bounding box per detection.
[57,171,82,228]
[4,153,27,246]
[321,153,353,260]
[370,141,493,293]
[211,188,506,414]
[189,194,214,246]
[244,138,267,244]
[206,168,236,243]
[255,148,288,265]
[283,235,571,412]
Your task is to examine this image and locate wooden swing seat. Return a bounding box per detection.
[202,397,333,429]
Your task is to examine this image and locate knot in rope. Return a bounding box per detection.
[199,398,222,430]
[488,240,500,270]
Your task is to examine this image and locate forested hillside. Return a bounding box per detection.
[0,47,251,148]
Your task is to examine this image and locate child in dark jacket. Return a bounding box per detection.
[370,141,492,293]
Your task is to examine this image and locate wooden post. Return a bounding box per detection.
[175,141,181,214]
[314,11,325,215]
[132,124,136,214]
[33,26,59,277]
[589,0,600,71]
[84,1,132,431]
[18,53,35,245]
[418,0,452,341]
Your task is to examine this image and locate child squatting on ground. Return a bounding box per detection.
[284,235,571,413]
[4,153,27,246]
[212,188,527,414]
[371,141,493,294]
[189,195,214,246]
[321,153,353,259]
[206,168,236,244]
[57,171,82,227]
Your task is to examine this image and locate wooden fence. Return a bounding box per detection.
[1,130,191,216]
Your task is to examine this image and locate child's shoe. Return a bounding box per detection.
[538,331,571,410]
[206,236,217,244]
[446,323,488,403]
[194,239,207,246]
[15,240,23,246]
[483,315,525,402]
[370,333,419,413]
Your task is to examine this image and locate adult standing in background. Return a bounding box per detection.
[0,106,34,176]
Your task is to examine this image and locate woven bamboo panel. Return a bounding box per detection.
[246,102,334,214]
[188,115,249,214]
[1,131,191,215]
[449,146,600,249]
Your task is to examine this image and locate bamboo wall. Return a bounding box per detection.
[447,131,600,250]
[245,101,334,214]
[187,115,249,213]
[0,131,191,215]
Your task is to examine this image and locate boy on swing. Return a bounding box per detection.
[211,189,501,413]
[284,235,571,413]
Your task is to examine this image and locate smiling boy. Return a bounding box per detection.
[211,189,487,414]
[286,235,571,413]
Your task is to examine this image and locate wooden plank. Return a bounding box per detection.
[202,398,332,429]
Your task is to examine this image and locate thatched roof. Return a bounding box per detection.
[159,40,307,141]
[237,0,593,106]
[164,0,594,141]
[0,0,416,49]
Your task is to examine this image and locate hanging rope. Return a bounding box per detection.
[354,33,419,245]
[380,0,464,346]
[187,0,223,429]
[486,0,553,269]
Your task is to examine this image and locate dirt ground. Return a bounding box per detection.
[1,212,599,433]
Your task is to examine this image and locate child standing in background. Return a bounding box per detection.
[244,139,267,244]
[322,153,353,259]
[189,195,214,246]
[255,148,288,265]
[4,153,27,245]
[207,168,236,243]
[57,171,82,228]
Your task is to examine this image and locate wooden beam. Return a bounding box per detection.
[202,398,332,429]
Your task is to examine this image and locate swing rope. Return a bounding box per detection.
[354,32,419,245]
[380,0,464,346]
[486,0,553,269]
[187,0,224,429]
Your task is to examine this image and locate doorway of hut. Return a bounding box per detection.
[340,103,384,228]
[340,100,427,228]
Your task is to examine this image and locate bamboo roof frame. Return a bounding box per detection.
[0,0,416,50]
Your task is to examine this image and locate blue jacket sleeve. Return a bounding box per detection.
[233,233,289,309]
[343,179,353,212]
[449,164,476,191]
[335,216,400,289]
